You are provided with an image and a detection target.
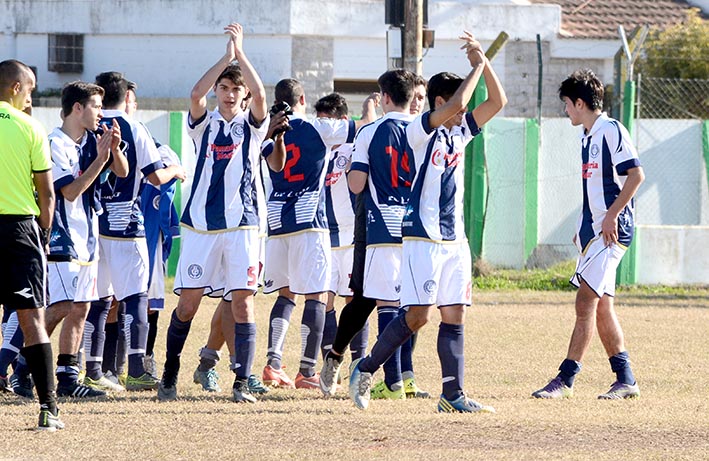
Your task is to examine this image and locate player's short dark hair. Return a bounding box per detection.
[126,80,137,93]
[413,74,427,88]
[0,59,33,90]
[95,71,128,109]
[61,81,104,117]
[377,69,416,107]
[215,64,245,89]
[275,78,304,107]
[314,93,348,118]
[559,69,604,111]
[427,72,464,110]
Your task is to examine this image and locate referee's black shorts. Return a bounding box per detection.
[0,215,46,310]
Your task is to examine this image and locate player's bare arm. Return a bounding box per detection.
[601,166,645,246]
[32,169,55,236]
[107,122,129,178]
[265,112,288,172]
[428,32,485,129]
[230,23,267,125]
[471,55,508,128]
[147,164,187,186]
[355,92,381,130]
[347,170,368,195]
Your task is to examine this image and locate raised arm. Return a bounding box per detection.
[471,56,508,128]
[354,92,380,130]
[229,23,267,125]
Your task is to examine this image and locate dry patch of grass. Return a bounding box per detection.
[1,291,708,460]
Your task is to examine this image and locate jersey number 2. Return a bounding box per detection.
[284,144,304,182]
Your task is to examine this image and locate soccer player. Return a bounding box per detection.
[532,69,644,400]
[260,79,376,390]
[93,70,185,392]
[158,23,283,403]
[0,59,61,430]
[348,32,507,412]
[44,81,128,397]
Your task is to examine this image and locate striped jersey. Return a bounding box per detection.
[48,128,103,262]
[325,143,356,247]
[98,110,163,239]
[181,108,268,232]
[350,111,414,245]
[402,111,480,242]
[576,113,641,251]
[264,114,355,236]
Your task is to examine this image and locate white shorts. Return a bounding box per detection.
[329,246,354,297]
[570,235,626,297]
[48,261,99,304]
[400,239,472,307]
[263,231,330,295]
[147,233,165,310]
[175,227,259,298]
[363,245,402,302]
[97,237,149,301]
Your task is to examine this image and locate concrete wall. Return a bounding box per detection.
[636,225,709,285]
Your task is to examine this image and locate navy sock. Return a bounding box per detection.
[84,298,111,380]
[609,351,635,385]
[438,322,465,401]
[400,308,414,375]
[349,319,369,361]
[359,313,413,374]
[234,322,256,380]
[22,343,57,414]
[378,306,402,388]
[321,309,338,359]
[124,293,149,377]
[165,309,192,375]
[0,311,23,376]
[300,299,325,377]
[116,302,127,374]
[102,321,119,374]
[146,311,160,357]
[266,296,295,369]
[14,352,29,378]
[56,353,80,388]
[558,358,582,387]
[332,294,376,355]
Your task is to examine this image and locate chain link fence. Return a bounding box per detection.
[638,77,709,119]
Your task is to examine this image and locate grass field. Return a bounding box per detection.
[2,289,708,460]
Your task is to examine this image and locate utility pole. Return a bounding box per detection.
[403,0,423,74]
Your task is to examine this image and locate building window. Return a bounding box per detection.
[48,34,84,73]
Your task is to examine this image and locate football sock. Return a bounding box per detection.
[197,347,220,372]
[349,319,369,361]
[146,311,160,357]
[84,298,111,380]
[359,312,413,374]
[332,293,376,355]
[300,299,325,377]
[0,310,22,376]
[378,306,402,389]
[102,321,119,374]
[321,309,338,359]
[438,322,465,401]
[558,358,582,387]
[234,322,256,380]
[23,343,57,414]
[400,308,414,374]
[266,296,295,370]
[116,301,127,375]
[609,351,635,385]
[124,293,149,377]
[56,353,80,388]
[165,309,192,374]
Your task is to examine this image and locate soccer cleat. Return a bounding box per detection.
[232,378,257,403]
[348,358,372,410]
[295,372,321,390]
[247,374,269,394]
[143,353,158,377]
[404,377,431,399]
[598,381,640,400]
[9,372,34,399]
[262,365,295,389]
[0,375,11,393]
[57,381,107,398]
[103,370,120,385]
[125,373,160,391]
[531,376,573,399]
[319,354,343,397]
[193,368,221,393]
[370,380,405,400]
[437,394,496,413]
[37,407,65,432]
[84,375,126,392]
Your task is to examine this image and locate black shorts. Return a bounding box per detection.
[0,216,46,309]
[348,193,367,294]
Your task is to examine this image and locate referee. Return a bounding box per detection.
[0,59,62,431]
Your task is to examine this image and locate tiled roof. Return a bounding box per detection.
[529,0,696,39]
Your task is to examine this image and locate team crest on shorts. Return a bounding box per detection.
[423,279,437,295]
[231,122,244,139]
[72,277,79,289]
[152,195,160,210]
[187,264,203,279]
[590,143,600,158]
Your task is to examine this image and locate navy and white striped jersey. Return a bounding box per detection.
[403,111,480,242]
[325,143,355,247]
[576,113,641,251]
[264,114,356,237]
[98,110,163,239]
[181,108,268,232]
[48,128,103,262]
[350,112,414,246]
